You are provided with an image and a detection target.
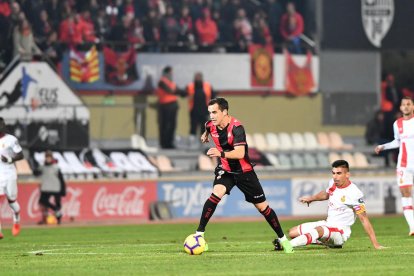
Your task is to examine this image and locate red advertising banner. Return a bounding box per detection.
[249,44,274,87]
[0,181,157,224]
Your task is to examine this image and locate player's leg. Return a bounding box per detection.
[38,192,49,224]
[0,193,4,239]
[54,194,63,224]
[238,171,293,253]
[196,172,233,231]
[397,168,414,235]
[290,226,324,247]
[5,179,20,236]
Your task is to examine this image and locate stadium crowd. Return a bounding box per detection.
[0,0,310,70]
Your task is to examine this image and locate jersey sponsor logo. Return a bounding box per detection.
[211,133,219,138]
[361,0,394,48]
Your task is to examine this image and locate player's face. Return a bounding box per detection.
[208,103,227,126]
[331,167,350,187]
[400,99,414,116]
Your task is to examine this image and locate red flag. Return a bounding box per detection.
[103,47,138,86]
[285,50,315,96]
[249,44,274,87]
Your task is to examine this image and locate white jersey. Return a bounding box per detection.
[0,133,22,180]
[382,117,414,169]
[325,179,366,229]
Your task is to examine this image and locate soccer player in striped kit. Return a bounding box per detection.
[194,97,293,253]
[376,96,414,235]
[288,160,384,249]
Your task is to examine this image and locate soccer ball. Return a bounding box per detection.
[183,234,206,255]
[46,215,57,225]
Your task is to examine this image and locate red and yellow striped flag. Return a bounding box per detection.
[70,46,100,83]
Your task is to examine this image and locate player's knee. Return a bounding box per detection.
[288,227,299,239]
[212,185,226,198]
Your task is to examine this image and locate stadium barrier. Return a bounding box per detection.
[1,176,399,224]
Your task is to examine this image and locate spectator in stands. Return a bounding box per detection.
[143,9,161,52]
[157,66,184,149]
[13,19,41,61]
[212,8,234,48]
[39,31,62,67]
[280,1,304,53]
[190,0,205,21]
[233,8,252,51]
[252,12,272,46]
[33,9,53,46]
[45,0,61,29]
[186,72,215,146]
[381,73,401,140]
[178,5,195,46]
[59,13,82,46]
[35,151,65,225]
[266,0,283,43]
[161,5,180,46]
[79,10,98,44]
[107,15,131,50]
[94,8,111,42]
[128,18,146,47]
[0,0,11,66]
[195,8,218,47]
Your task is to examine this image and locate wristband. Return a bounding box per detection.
[220,151,225,158]
[5,156,12,164]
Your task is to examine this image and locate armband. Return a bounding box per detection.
[220,151,225,158]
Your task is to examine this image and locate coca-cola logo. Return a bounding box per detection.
[27,187,82,218]
[92,187,145,217]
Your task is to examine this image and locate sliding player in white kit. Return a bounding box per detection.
[287,160,384,250]
[375,96,414,236]
[0,117,24,239]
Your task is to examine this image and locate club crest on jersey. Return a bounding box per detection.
[361,0,394,48]
[341,196,346,203]
[358,198,365,204]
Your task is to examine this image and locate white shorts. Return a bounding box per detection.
[396,168,414,188]
[0,178,18,201]
[298,220,350,246]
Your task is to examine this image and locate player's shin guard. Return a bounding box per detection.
[197,193,221,232]
[8,200,20,223]
[402,197,414,231]
[290,228,319,247]
[260,206,284,238]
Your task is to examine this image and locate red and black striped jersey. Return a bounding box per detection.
[205,117,253,173]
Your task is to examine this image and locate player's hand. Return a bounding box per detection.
[201,132,209,143]
[374,145,384,154]
[1,155,12,164]
[206,148,220,158]
[299,196,312,206]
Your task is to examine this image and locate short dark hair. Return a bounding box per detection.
[162,66,172,75]
[208,97,229,112]
[401,96,414,104]
[332,160,349,171]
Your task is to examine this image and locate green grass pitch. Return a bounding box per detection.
[0,216,414,275]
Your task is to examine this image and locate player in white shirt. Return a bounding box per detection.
[375,96,414,235]
[0,117,24,239]
[287,160,384,250]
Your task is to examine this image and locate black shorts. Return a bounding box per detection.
[213,169,266,204]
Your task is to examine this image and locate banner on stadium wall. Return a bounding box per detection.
[291,176,400,216]
[70,46,100,83]
[157,179,291,218]
[0,62,89,121]
[284,50,315,96]
[0,181,157,224]
[62,53,319,92]
[249,44,274,88]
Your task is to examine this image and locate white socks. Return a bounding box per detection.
[290,229,319,247]
[402,197,414,231]
[8,201,20,224]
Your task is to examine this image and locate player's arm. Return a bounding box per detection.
[356,211,385,250]
[201,122,211,143]
[1,139,24,164]
[375,123,400,154]
[206,125,246,159]
[299,190,329,205]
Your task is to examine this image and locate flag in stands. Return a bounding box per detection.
[249,44,274,88]
[285,50,315,96]
[70,46,100,83]
[103,46,138,86]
